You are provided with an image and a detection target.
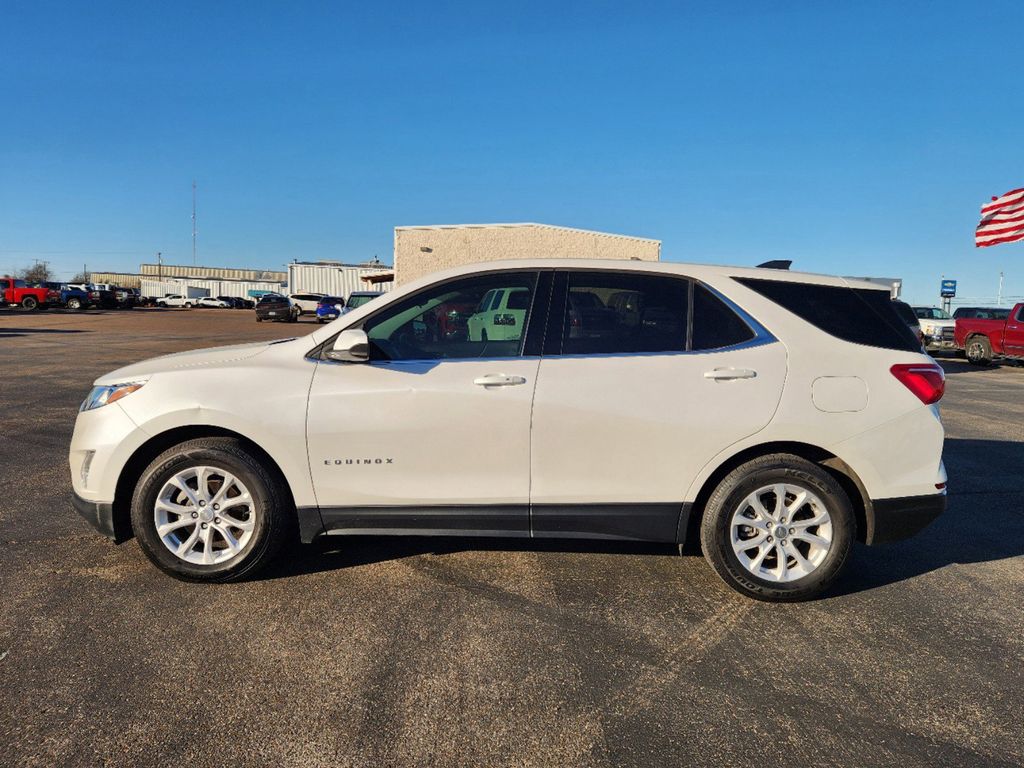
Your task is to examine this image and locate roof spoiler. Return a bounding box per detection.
[756,260,792,270]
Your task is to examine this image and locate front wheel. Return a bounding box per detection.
[67,297,82,310]
[966,335,992,366]
[699,454,854,602]
[130,437,292,582]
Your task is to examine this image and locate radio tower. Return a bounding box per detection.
[191,180,197,266]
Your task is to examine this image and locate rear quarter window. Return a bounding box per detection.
[735,277,921,352]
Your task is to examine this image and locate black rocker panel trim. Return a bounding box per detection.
[531,503,684,542]
[315,505,530,539]
[299,503,689,544]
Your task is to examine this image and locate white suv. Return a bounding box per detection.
[69,260,946,601]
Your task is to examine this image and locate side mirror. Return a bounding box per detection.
[326,329,369,362]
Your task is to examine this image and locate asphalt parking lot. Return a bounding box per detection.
[1,308,1022,767]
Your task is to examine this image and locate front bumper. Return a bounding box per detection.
[72,492,126,542]
[868,492,946,544]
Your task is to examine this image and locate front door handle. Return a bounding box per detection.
[474,373,527,387]
[704,368,757,381]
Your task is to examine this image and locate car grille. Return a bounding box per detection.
[942,327,954,341]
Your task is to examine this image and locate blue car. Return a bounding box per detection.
[315,296,346,323]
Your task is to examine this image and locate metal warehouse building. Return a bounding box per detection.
[140,262,287,283]
[140,277,287,300]
[287,262,395,297]
[393,223,661,285]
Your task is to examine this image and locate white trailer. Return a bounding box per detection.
[287,262,394,298]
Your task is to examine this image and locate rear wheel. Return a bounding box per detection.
[67,297,82,310]
[699,454,854,602]
[966,335,992,366]
[130,437,292,582]
[21,296,38,310]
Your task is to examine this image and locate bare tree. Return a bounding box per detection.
[19,263,52,284]
[69,271,89,284]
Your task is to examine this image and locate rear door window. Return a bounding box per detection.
[691,284,756,350]
[555,271,690,355]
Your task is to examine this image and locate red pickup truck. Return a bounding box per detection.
[1,277,50,310]
[955,302,1024,365]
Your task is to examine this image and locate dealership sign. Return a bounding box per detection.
[940,279,957,298]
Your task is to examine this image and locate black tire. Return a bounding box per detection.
[184,302,193,309]
[699,453,854,602]
[966,335,992,366]
[287,310,298,323]
[256,316,263,323]
[21,296,38,311]
[67,297,82,310]
[130,437,292,582]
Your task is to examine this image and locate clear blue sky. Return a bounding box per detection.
[2,0,1022,305]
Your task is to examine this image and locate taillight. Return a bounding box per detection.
[890,363,945,405]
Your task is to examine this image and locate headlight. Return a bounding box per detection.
[80,381,146,412]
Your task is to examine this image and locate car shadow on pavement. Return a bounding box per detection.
[831,437,1024,597]
[258,536,677,581]
[260,438,1024,598]
[940,359,1010,375]
[0,328,92,337]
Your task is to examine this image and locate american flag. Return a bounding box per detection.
[976,187,1024,247]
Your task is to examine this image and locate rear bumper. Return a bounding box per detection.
[72,492,123,542]
[868,492,946,544]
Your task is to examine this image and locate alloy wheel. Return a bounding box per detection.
[730,483,833,582]
[153,466,257,565]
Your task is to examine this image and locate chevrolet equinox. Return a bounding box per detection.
[70,260,946,601]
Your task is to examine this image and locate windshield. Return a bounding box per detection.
[914,307,951,320]
[347,294,378,308]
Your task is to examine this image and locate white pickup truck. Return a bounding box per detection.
[912,307,956,353]
[157,294,198,308]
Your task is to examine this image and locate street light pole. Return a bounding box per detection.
[192,180,197,267]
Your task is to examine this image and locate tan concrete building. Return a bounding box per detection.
[393,223,661,285]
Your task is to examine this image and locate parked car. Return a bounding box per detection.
[88,287,119,309]
[315,296,346,323]
[70,260,946,602]
[891,300,924,348]
[911,306,956,353]
[288,292,326,316]
[1,277,51,310]
[952,306,1012,320]
[955,302,1024,365]
[196,297,230,309]
[38,281,91,310]
[156,294,196,308]
[467,286,532,341]
[113,287,136,310]
[255,293,297,322]
[216,294,245,309]
[341,290,383,314]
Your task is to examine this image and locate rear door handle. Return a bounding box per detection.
[703,368,757,381]
[474,373,527,387]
